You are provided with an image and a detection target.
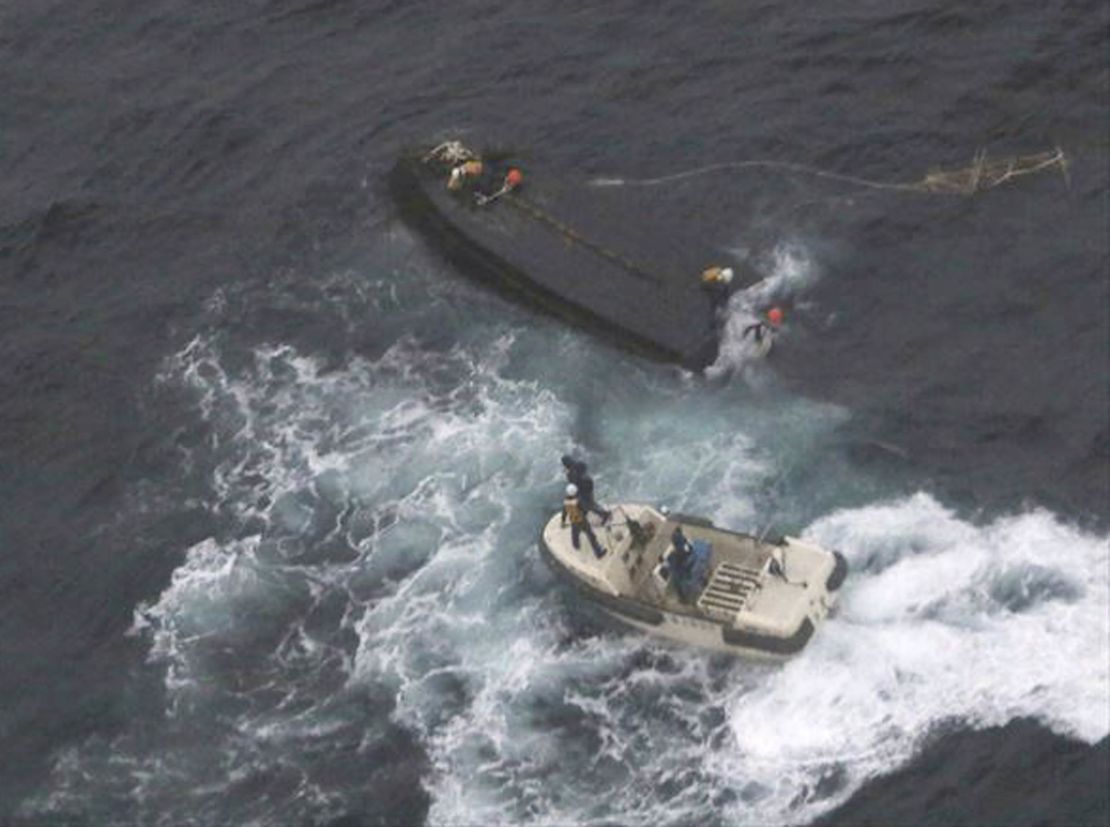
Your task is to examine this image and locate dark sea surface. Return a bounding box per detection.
[1,1,1107,825]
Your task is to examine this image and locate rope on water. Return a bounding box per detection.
[589,147,1069,196]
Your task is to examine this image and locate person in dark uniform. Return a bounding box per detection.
[668,526,694,576]
[561,455,611,523]
[562,484,605,558]
[447,159,484,192]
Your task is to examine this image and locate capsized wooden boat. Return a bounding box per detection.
[390,139,762,368]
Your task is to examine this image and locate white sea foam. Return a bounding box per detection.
[26,278,1110,827]
[373,488,1107,827]
[709,242,819,379]
[715,495,1109,824]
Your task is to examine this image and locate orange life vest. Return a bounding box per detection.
[701,265,734,285]
[563,496,584,525]
[448,160,485,191]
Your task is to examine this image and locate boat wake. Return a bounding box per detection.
[21,273,1109,827]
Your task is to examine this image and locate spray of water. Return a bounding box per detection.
[22,252,1109,827]
[708,243,820,379]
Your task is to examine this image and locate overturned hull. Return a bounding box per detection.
[390,144,757,368]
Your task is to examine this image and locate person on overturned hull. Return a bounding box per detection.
[560,454,611,523]
[742,306,785,345]
[700,265,736,311]
[447,158,485,192]
[562,484,606,559]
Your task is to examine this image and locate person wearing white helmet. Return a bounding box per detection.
[447,158,484,192]
[700,265,737,310]
[561,454,610,523]
[561,482,605,558]
[700,265,734,286]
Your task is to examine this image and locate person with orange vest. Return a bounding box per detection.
[561,483,605,558]
[700,265,737,310]
[475,166,524,205]
[447,159,484,191]
[742,306,785,345]
[700,265,735,287]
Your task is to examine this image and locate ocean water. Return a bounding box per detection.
[2,1,1107,825]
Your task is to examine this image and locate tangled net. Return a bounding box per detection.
[589,147,1070,196]
[913,148,1068,194]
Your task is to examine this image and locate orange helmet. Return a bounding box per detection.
[767,307,784,326]
[505,167,524,188]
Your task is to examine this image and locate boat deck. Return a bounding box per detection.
[540,503,845,655]
[618,516,771,618]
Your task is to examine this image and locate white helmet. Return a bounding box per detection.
[720,267,734,284]
[565,483,578,497]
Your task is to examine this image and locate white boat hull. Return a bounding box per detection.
[538,503,847,657]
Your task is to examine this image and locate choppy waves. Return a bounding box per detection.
[709,242,821,379]
[22,289,1108,826]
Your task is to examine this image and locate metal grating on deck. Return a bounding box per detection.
[697,561,762,621]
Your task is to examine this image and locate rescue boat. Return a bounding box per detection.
[538,504,848,656]
[390,140,762,369]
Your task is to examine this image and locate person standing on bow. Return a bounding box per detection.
[562,484,606,558]
[561,455,611,523]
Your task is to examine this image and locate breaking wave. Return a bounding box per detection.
[709,243,820,379]
[22,308,1108,826]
